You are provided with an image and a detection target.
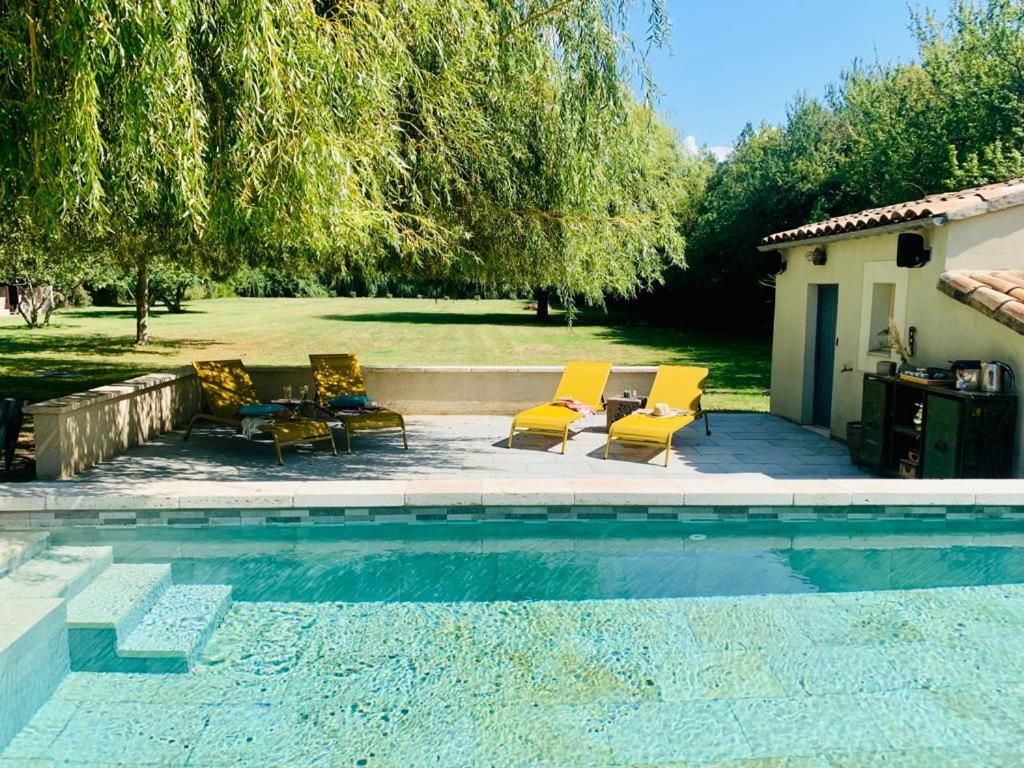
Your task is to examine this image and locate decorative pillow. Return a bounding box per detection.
[238,403,288,417]
[328,394,371,409]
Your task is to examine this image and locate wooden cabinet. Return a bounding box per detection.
[859,375,1017,479]
[922,395,960,479]
[859,377,890,470]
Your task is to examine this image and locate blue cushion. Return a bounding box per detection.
[327,394,371,409]
[238,403,288,417]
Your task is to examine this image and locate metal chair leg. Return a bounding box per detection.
[345,428,352,454]
[561,427,568,454]
[183,414,199,441]
[604,437,612,459]
[274,439,284,465]
[400,418,408,449]
[507,421,517,448]
[664,436,671,467]
[328,432,338,457]
[704,412,712,436]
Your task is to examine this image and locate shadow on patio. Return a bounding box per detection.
[69,414,869,488]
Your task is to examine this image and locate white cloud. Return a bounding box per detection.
[682,135,733,162]
[708,145,732,162]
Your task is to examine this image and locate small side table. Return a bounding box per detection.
[605,396,644,431]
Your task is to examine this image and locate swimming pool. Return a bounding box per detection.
[4,519,1024,766]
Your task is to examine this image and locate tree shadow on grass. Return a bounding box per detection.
[0,329,216,358]
[0,330,219,403]
[320,311,572,327]
[58,306,209,320]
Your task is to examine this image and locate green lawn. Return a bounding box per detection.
[0,298,770,411]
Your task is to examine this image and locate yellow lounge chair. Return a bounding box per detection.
[309,353,408,453]
[185,359,336,464]
[605,365,711,467]
[508,360,612,453]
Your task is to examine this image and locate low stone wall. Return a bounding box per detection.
[25,369,203,481]
[248,365,657,416]
[26,365,657,480]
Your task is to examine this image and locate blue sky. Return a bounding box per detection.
[634,0,952,157]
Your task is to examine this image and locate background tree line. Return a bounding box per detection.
[643,0,1024,334]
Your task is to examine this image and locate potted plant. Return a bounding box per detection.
[887,321,913,373]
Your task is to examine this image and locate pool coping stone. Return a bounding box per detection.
[1,478,1024,521]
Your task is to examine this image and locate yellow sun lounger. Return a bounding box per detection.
[185,359,336,464]
[309,353,408,453]
[508,360,612,453]
[605,365,710,467]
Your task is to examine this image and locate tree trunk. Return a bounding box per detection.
[164,285,186,314]
[534,288,549,320]
[135,252,150,345]
[40,285,55,326]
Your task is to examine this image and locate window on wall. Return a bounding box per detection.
[867,282,896,355]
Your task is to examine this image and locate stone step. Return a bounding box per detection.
[0,532,50,578]
[120,584,232,668]
[0,545,112,600]
[66,563,172,639]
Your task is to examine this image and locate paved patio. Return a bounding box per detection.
[69,414,870,488]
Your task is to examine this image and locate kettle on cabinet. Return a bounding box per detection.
[981,361,1015,393]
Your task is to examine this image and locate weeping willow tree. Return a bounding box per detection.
[0,0,693,342]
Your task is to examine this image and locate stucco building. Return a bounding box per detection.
[760,179,1024,477]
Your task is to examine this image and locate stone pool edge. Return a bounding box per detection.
[1,478,1023,528]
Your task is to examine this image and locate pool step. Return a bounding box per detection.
[0,532,50,578]
[67,563,172,672]
[119,584,232,671]
[0,545,112,600]
[67,563,172,637]
[0,544,233,676]
[0,598,68,750]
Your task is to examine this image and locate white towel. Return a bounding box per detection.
[240,416,274,439]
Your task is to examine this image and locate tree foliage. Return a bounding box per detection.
[672,0,1024,332]
[0,0,700,338]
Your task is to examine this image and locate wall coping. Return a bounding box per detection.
[23,365,660,416]
[23,367,196,416]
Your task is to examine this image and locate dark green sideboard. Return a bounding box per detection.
[860,374,1018,479]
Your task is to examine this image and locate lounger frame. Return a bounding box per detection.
[604,410,711,467]
[507,416,577,455]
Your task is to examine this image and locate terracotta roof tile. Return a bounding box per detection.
[938,270,1024,335]
[972,272,1024,298]
[1004,301,1024,325]
[762,178,1024,247]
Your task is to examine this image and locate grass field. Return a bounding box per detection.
[0,298,770,411]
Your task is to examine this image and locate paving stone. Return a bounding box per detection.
[30,415,871,488]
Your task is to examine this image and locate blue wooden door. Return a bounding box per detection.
[812,285,839,428]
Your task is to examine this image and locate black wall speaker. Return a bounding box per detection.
[808,246,828,266]
[896,232,931,268]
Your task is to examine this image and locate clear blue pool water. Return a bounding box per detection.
[46,519,1024,601]
[5,520,1024,766]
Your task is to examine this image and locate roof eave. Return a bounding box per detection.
[756,216,947,253]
